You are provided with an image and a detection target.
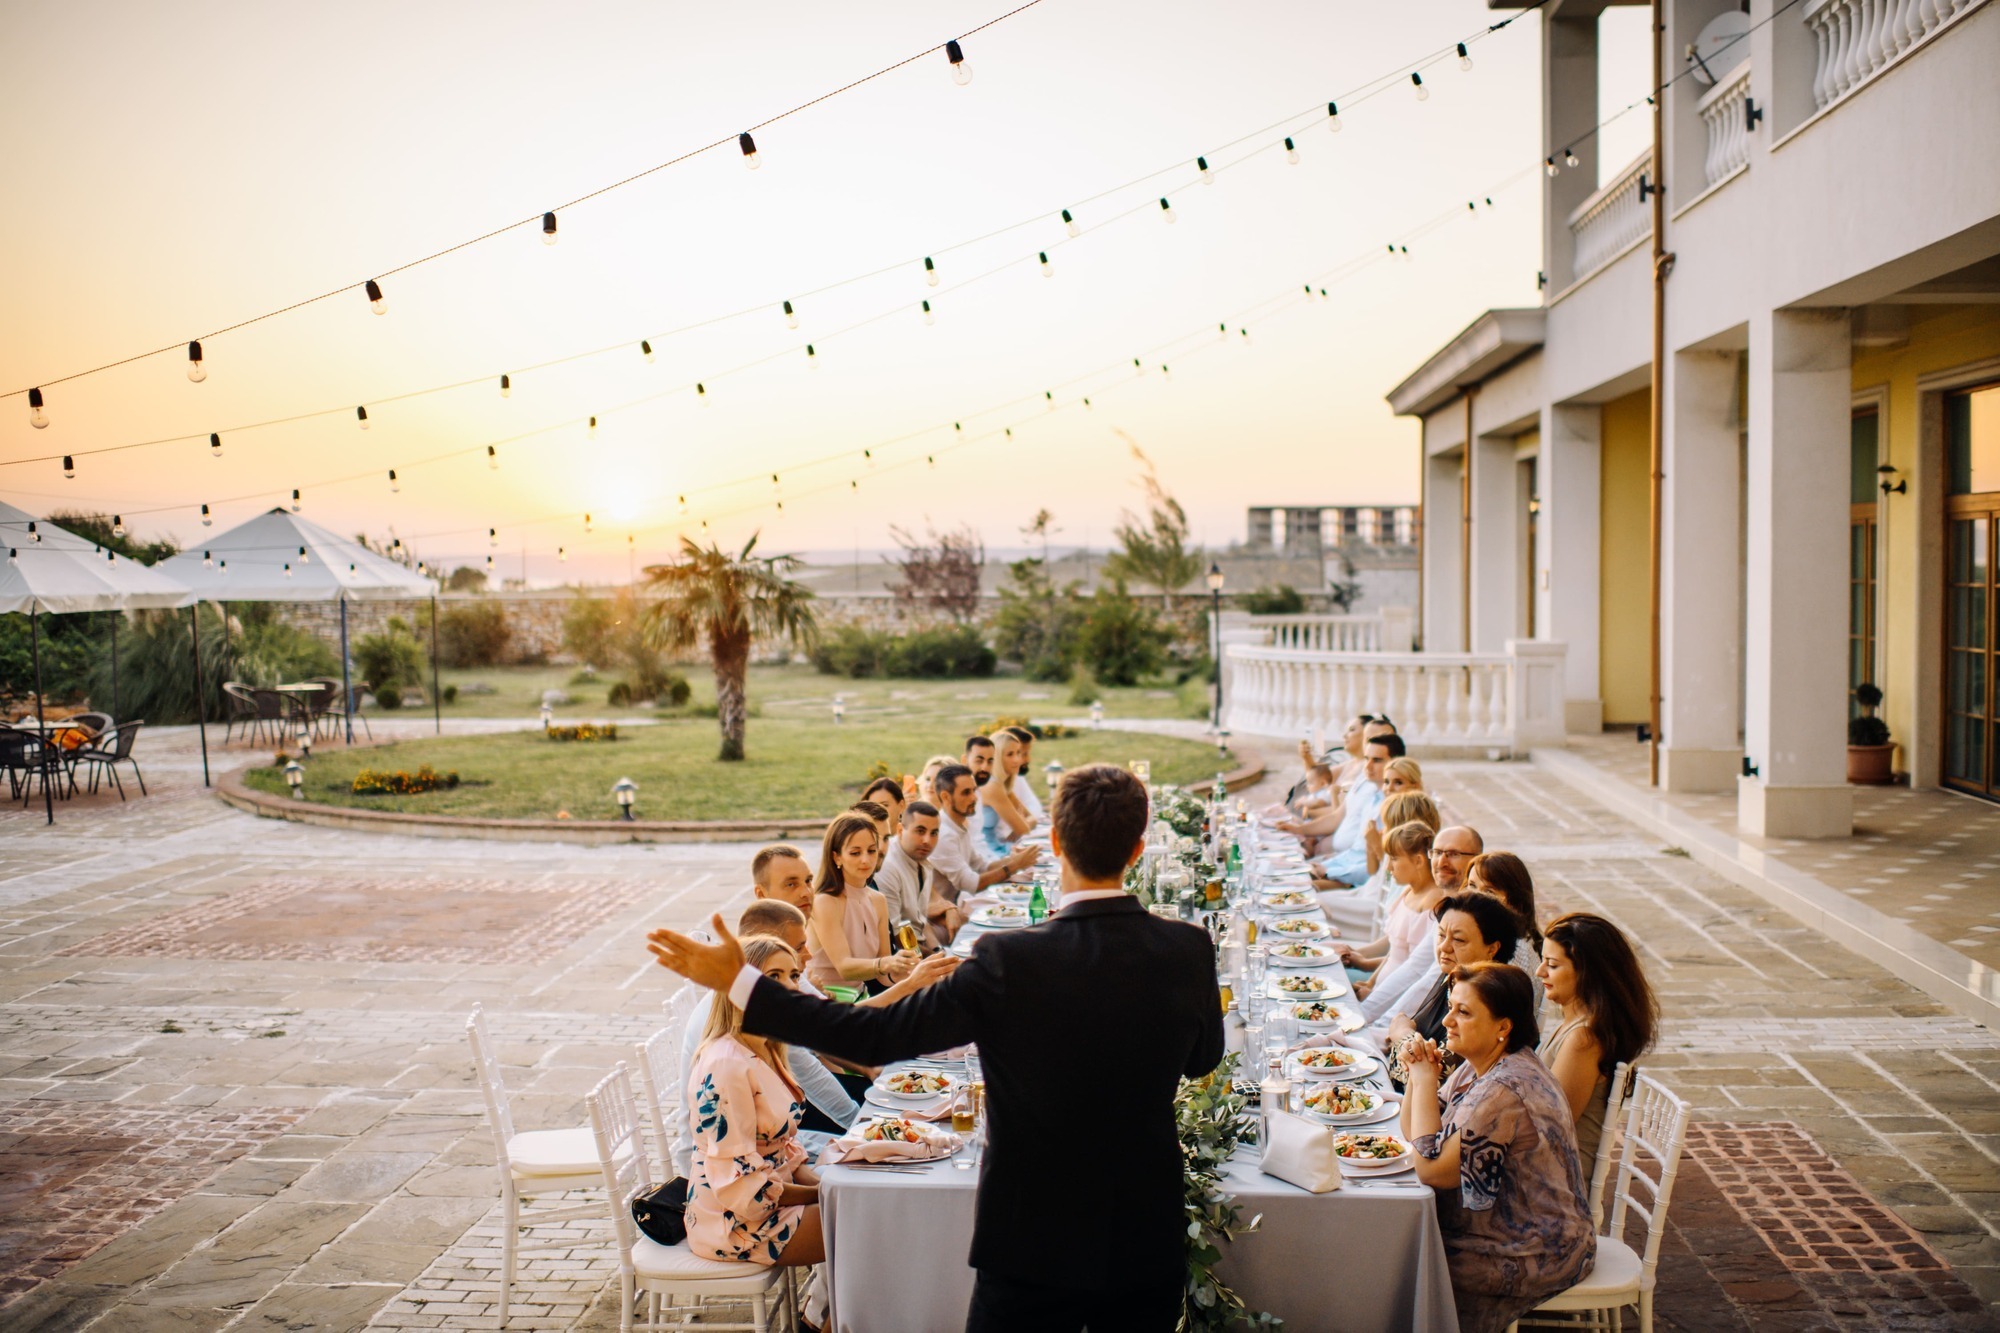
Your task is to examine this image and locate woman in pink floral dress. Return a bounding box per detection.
[685,936,825,1267]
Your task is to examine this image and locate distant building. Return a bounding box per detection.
[1245,505,1420,555]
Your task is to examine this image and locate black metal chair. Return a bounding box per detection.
[71,721,146,800]
[222,683,260,744]
[2,724,73,805]
[66,712,113,739]
[0,727,31,800]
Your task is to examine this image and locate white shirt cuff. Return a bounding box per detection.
[727,963,761,1010]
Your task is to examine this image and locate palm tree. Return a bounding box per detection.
[641,534,816,761]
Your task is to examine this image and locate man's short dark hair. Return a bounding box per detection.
[751,844,804,885]
[850,799,889,822]
[862,776,906,804]
[1366,733,1408,759]
[739,899,807,937]
[963,735,995,754]
[1051,764,1148,882]
[905,799,939,821]
[935,763,974,798]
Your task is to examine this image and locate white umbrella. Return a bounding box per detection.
[157,509,439,744]
[0,501,196,824]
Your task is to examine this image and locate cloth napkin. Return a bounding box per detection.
[820,1124,964,1165]
[863,1094,955,1121]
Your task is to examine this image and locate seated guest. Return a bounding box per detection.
[1293,764,1338,818]
[915,753,958,803]
[1361,759,1428,878]
[1538,913,1659,1167]
[861,776,908,835]
[930,763,1038,901]
[807,812,917,993]
[962,734,997,789]
[978,729,1036,856]
[1357,823,1481,1018]
[685,935,825,1268]
[1401,964,1595,1333]
[849,799,893,856]
[1466,853,1545,1012]
[1337,821,1442,987]
[1280,719,1399,844]
[1300,735,1403,885]
[1322,791,1440,942]
[874,799,964,949]
[1276,713,1380,818]
[1003,726,1047,822]
[1381,893,1519,1084]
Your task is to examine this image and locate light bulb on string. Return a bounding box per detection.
[695,382,708,404]
[805,344,818,367]
[1457,42,1473,71]
[1160,365,1172,380]
[112,515,125,537]
[1545,156,1560,177]
[1159,197,1176,223]
[210,432,222,457]
[1133,358,1145,374]
[641,340,654,362]
[1240,328,1251,343]
[485,555,494,573]
[1061,208,1079,237]
[926,455,935,468]
[218,559,227,575]
[1327,101,1342,132]
[366,279,387,314]
[1046,390,1057,409]
[783,300,798,329]
[770,473,781,492]
[62,456,75,479]
[1303,284,1315,300]
[487,445,498,469]
[500,373,511,397]
[291,489,302,512]
[924,257,938,287]
[488,528,499,548]
[1218,322,1228,340]
[1039,251,1052,277]
[5,549,13,566]
[357,405,370,429]
[1081,397,1092,410]
[584,512,594,533]
[945,38,970,85]
[1284,137,1299,165]
[1411,71,1427,100]
[542,211,558,245]
[1197,156,1214,185]
[863,450,874,468]
[201,504,212,526]
[850,480,858,493]
[297,545,310,565]
[27,522,39,543]
[28,387,47,429]
[739,131,759,169]
[679,493,690,511]
[187,340,206,382]
[921,299,934,325]
[1565,147,1579,168]
[589,416,598,438]
[202,550,213,569]
[558,547,567,563]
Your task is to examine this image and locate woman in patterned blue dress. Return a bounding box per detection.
[684,935,826,1267]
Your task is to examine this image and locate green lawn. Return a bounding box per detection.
[251,664,1231,821]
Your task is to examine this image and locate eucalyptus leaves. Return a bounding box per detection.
[1176,1053,1282,1330]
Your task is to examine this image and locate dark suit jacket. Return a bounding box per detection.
[741,893,1224,1291]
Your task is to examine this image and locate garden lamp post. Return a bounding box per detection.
[1206,561,1226,730]
[284,758,304,798]
[1044,759,1064,793]
[539,701,554,731]
[832,697,845,725]
[612,776,638,821]
[1216,728,1231,760]
[1089,700,1104,730]
[295,716,312,759]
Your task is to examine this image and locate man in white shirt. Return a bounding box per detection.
[875,800,960,949]
[930,763,1037,901]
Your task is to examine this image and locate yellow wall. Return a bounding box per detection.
[1851,307,2000,774]
[1599,389,1653,725]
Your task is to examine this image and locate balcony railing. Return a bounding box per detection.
[1806,0,1980,111]
[1221,640,1568,756]
[1568,150,1652,284]
[1248,610,1414,653]
[1696,60,1754,189]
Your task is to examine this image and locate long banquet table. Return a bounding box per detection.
[815,838,1460,1332]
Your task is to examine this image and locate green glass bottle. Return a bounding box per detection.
[1028,882,1048,924]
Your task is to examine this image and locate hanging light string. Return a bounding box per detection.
[76,165,1532,568]
[3,4,1544,441]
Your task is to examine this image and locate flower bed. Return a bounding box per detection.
[352,765,460,796]
[546,723,618,743]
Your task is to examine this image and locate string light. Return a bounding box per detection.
[28,388,47,429]
[584,512,593,533]
[1133,358,1145,373]
[739,131,759,169]
[1039,251,1052,277]
[298,544,310,565]
[783,300,798,329]
[187,341,206,383]
[1545,156,1560,177]
[201,504,212,526]
[1284,137,1300,165]
[485,554,494,572]
[1565,147,1579,168]
[1218,322,1228,339]
[1061,208,1079,238]
[696,382,708,403]
[679,493,690,510]
[366,279,386,314]
[1197,156,1214,185]
[1411,71,1428,101]
[1240,328,1251,343]
[500,374,511,398]
[1159,197,1176,224]
[542,212,558,245]
[1046,390,1056,408]
[589,415,599,438]
[27,522,38,543]
[806,343,818,367]
[5,549,13,566]
[924,257,938,287]
[219,559,227,574]
[210,432,222,457]
[1082,397,1092,409]
[850,479,859,492]
[945,38,970,85]
[357,405,370,429]
[488,527,499,547]
[291,489,302,512]
[202,550,213,569]
[926,455,935,467]
[62,456,75,478]
[558,547,567,562]
[921,299,934,324]
[642,340,655,362]
[1327,101,1342,133]
[1458,42,1473,71]
[487,445,498,469]
[112,515,125,537]
[1160,364,1172,379]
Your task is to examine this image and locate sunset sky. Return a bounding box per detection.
[0,0,1649,585]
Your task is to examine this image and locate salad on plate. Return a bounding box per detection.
[1269,917,1330,938]
[1270,942,1337,966]
[1275,975,1330,995]
[1291,1001,1344,1025]
[877,1070,954,1099]
[1304,1085,1382,1121]
[972,904,1029,927]
[1332,1133,1414,1166]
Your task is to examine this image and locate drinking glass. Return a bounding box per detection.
[894,920,922,953]
[1242,1021,1263,1061]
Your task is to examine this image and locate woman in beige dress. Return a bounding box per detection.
[807,811,916,994]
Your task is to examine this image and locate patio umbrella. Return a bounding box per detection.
[0,501,194,824]
[157,509,437,744]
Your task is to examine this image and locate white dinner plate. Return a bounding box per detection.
[1267,976,1348,1001]
[1267,943,1340,968]
[1332,1137,1416,1174]
[1301,1091,1393,1124]
[991,886,1032,903]
[1288,1005,1348,1028]
[1265,919,1332,941]
[872,1072,957,1104]
[969,905,1031,929]
[1291,1052,1378,1081]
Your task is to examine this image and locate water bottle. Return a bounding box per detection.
[1027,882,1047,924]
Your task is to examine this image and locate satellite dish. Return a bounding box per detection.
[1687,10,1752,84]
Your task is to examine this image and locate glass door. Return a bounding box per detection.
[1850,410,1878,712]
[1944,383,2000,801]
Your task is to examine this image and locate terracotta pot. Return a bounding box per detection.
[1846,743,1895,785]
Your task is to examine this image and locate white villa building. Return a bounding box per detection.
[1225,0,1999,840]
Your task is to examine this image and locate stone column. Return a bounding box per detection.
[1660,348,1745,791]
[1423,447,1466,652]
[1541,403,1603,732]
[1739,308,1853,837]
[1470,433,1520,654]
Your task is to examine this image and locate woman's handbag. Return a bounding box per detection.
[1259,1109,1343,1193]
[632,1178,690,1245]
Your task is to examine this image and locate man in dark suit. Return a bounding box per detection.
[648,762,1223,1332]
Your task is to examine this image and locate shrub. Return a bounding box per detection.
[352,765,459,795]
[607,681,634,707]
[1849,715,1890,746]
[886,624,995,678]
[374,685,403,710]
[1067,663,1100,705]
[983,714,1078,740]
[547,723,618,742]
[810,625,893,678]
[438,602,511,667]
[1074,583,1172,686]
[1239,583,1306,615]
[353,617,425,690]
[633,662,692,706]
[992,557,1087,682]
[568,668,598,686]
[441,684,459,704]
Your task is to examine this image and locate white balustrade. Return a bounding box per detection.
[1222,640,1569,756]
[1696,61,1754,189]
[1805,0,1975,112]
[1567,151,1653,284]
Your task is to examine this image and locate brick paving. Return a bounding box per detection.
[0,724,1997,1329]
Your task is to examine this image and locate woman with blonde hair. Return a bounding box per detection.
[977,729,1035,855]
[1337,821,1443,994]
[915,754,958,803]
[1322,790,1442,939]
[807,811,916,993]
[684,935,826,1268]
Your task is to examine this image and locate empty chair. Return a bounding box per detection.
[1585,1061,1637,1230]
[248,689,292,746]
[221,683,261,744]
[586,1063,794,1333]
[72,721,146,799]
[1520,1073,1691,1333]
[0,727,35,800]
[467,1003,625,1325]
[636,984,702,1176]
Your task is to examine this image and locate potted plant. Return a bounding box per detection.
[1847,683,1895,784]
